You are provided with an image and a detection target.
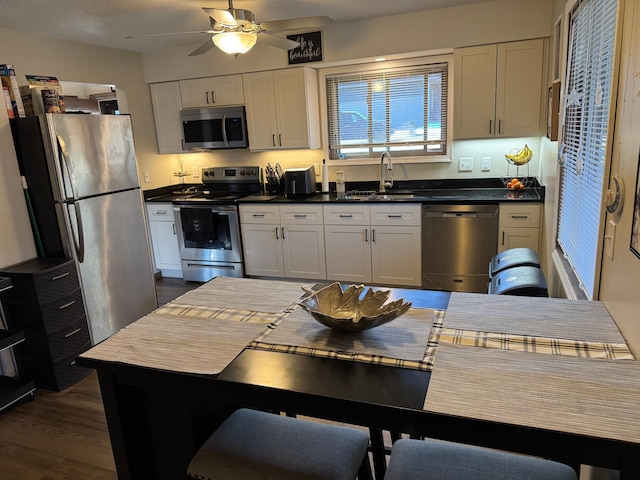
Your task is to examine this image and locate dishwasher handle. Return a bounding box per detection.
[442,212,478,218]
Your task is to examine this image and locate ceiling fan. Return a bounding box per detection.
[127,0,332,58]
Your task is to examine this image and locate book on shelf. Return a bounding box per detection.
[3,85,15,118]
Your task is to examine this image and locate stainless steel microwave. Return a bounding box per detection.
[180,106,248,150]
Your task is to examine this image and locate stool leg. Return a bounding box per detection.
[368,428,387,479]
[390,432,402,444]
[357,453,373,480]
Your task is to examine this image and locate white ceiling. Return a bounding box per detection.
[0,0,488,54]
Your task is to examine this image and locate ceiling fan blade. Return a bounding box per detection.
[203,7,238,27]
[125,30,215,39]
[188,39,215,56]
[258,33,300,51]
[259,16,332,33]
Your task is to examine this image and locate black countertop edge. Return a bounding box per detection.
[144,178,544,204]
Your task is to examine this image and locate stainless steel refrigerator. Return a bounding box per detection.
[10,114,157,345]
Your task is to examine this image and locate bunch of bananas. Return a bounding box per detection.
[505,144,533,165]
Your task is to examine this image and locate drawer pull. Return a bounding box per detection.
[510,215,529,219]
[155,210,168,215]
[339,214,353,218]
[253,214,265,218]
[294,214,307,219]
[64,328,82,338]
[0,285,12,293]
[58,300,76,310]
[387,214,403,218]
[51,272,70,281]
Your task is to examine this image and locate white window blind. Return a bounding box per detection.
[326,63,448,159]
[557,0,618,299]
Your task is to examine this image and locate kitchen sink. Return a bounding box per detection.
[336,190,420,201]
[367,193,417,201]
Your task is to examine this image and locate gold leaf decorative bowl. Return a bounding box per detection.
[298,282,411,332]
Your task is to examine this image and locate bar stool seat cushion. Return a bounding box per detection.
[187,408,370,480]
[384,439,577,480]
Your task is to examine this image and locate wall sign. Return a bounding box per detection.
[287,31,323,64]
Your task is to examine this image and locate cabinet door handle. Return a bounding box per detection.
[206,91,210,104]
[489,119,494,135]
[365,229,369,242]
[281,227,286,239]
[64,328,82,338]
[272,134,276,147]
[173,224,176,235]
[211,90,216,103]
[275,227,279,239]
[0,285,12,293]
[58,300,76,310]
[278,134,282,146]
[372,229,376,242]
[339,214,353,219]
[502,231,505,245]
[498,119,503,134]
[51,272,70,281]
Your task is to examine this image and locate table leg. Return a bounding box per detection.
[369,428,387,479]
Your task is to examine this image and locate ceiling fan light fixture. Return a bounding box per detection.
[213,31,257,55]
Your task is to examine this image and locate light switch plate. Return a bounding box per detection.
[143,171,150,183]
[481,157,491,171]
[459,157,473,172]
[192,166,200,178]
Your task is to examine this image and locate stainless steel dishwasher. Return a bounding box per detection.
[422,204,498,293]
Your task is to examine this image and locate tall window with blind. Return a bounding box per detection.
[325,62,449,160]
[557,0,618,299]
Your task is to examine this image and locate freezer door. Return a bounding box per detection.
[64,188,157,344]
[46,114,140,200]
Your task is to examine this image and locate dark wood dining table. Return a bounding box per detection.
[77,277,640,480]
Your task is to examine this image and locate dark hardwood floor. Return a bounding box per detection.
[0,276,201,480]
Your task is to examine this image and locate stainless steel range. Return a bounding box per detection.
[172,166,262,282]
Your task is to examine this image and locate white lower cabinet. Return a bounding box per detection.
[323,204,421,287]
[146,203,182,277]
[498,203,541,253]
[240,204,326,280]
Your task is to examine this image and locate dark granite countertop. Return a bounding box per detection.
[144,178,544,204]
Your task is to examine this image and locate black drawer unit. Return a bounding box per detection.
[0,259,92,391]
[1,277,36,411]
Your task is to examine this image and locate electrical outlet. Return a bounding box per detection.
[314,163,320,176]
[459,157,473,172]
[192,166,200,178]
[481,157,491,171]
[143,171,150,183]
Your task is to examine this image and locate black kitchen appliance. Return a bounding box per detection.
[284,166,316,196]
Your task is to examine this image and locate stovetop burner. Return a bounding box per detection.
[172,166,263,205]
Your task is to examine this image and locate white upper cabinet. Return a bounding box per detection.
[179,74,245,108]
[242,67,321,151]
[454,39,544,139]
[149,82,186,154]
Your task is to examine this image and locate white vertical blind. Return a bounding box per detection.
[557,0,618,299]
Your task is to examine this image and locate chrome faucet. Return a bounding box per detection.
[379,151,393,192]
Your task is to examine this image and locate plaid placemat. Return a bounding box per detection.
[437,327,635,360]
[155,303,289,324]
[248,309,445,372]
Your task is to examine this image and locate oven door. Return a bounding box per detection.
[173,205,242,264]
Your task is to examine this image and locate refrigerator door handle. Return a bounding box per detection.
[56,134,78,201]
[68,202,86,263]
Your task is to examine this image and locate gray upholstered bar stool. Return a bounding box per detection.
[187,408,373,480]
[384,439,578,480]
